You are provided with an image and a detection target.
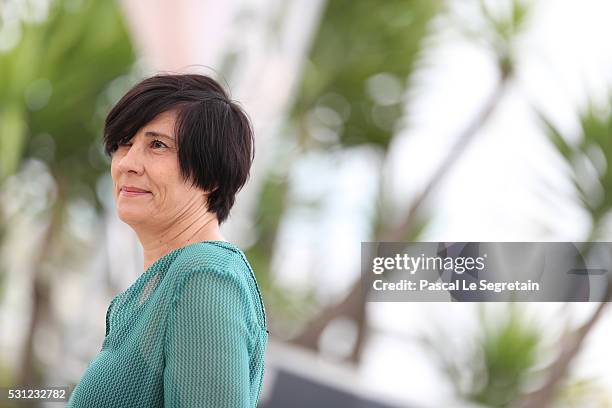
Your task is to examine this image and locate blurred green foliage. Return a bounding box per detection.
[0,0,134,210]
[470,307,540,406]
[247,0,440,334]
[0,0,135,389]
[420,305,542,408]
[475,0,530,76]
[539,103,612,236]
[292,0,439,148]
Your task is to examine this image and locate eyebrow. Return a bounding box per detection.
[144,131,175,141]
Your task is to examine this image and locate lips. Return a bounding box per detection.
[120,185,152,196]
[122,186,150,193]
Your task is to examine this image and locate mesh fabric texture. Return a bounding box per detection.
[67,241,268,407]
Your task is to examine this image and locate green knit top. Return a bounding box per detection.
[67,241,268,407]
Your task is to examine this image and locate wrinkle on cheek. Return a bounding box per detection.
[150,189,164,218]
[153,184,177,222]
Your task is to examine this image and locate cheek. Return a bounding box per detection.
[150,160,186,205]
[152,174,180,205]
[167,178,197,207]
[168,184,190,206]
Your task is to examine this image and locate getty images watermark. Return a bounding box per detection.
[361,242,611,301]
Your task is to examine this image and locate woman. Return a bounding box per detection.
[67,74,268,407]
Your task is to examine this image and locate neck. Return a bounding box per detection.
[134,206,226,271]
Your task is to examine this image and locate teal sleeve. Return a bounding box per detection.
[163,268,255,407]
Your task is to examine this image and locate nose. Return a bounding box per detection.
[116,143,145,175]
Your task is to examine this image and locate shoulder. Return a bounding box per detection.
[168,241,249,296]
[171,241,244,271]
[166,241,267,331]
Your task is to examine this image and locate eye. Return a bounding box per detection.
[151,139,168,149]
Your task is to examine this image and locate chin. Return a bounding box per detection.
[116,207,148,226]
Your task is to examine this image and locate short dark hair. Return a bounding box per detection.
[104,73,254,224]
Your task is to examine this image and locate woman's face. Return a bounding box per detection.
[110,110,204,228]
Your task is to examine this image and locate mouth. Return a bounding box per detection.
[120,186,152,197]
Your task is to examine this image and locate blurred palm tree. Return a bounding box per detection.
[509,102,612,408]
[271,0,530,364]
[247,0,443,360]
[415,3,612,405]
[0,0,134,388]
[539,104,612,241]
[424,303,611,408]
[420,305,542,407]
[428,32,612,407]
